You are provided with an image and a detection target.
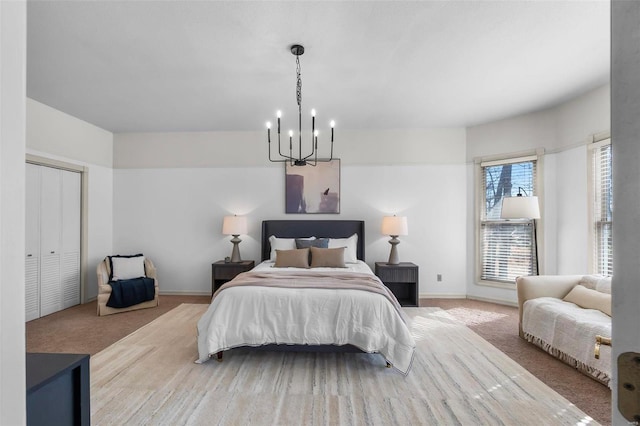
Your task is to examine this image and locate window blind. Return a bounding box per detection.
[592,142,612,276]
[481,159,537,282]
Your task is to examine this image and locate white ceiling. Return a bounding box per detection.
[26,1,610,133]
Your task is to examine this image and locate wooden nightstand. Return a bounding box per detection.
[211,260,255,295]
[374,262,419,307]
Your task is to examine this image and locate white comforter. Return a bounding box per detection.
[196,261,416,374]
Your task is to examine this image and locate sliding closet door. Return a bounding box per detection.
[25,164,41,322]
[60,170,81,309]
[39,166,62,317]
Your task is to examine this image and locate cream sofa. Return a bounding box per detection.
[516,274,611,387]
[97,257,159,316]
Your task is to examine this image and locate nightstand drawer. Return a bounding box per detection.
[214,264,251,280]
[375,264,418,283]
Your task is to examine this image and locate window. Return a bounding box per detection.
[480,156,538,283]
[591,140,612,276]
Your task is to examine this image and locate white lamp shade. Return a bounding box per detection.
[222,215,247,235]
[501,196,541,219]
[381,216,408,236]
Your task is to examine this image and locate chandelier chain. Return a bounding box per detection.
[296,55,302,109]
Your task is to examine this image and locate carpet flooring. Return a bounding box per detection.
[90,304,597,425]
[26,296,611,424]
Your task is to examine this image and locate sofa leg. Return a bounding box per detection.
[216,352,223,362]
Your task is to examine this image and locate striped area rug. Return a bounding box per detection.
[90,304,598,425]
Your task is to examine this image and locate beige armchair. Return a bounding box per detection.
[97,257,159,316]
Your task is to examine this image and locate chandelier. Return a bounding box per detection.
[266,44,335,166]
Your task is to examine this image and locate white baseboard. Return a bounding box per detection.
[419,293,466,299]
[159,290,211,297]
[419,293,518,307]
[466,294,518,308]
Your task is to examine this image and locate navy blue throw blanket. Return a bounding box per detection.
[107,277,155,308]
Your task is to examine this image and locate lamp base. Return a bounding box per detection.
[387,236,400,265]
[230,235,242,263]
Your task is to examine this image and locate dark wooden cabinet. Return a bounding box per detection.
[26,353,90,426]
[375,262,419,307]
[212,260,255,295]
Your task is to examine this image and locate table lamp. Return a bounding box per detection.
[381,215,408,265]
[222,215,248,263]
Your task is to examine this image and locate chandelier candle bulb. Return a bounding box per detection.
[277,111,281,134]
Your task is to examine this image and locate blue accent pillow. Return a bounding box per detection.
[295,238,329,249]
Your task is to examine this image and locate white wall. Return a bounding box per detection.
[114,128,465,168]
[0,1,26,423]
[552,146,589,274]
[466,84,610,304]
[27,98,113,167]
[112,130,468,297]
[26,99,114,301]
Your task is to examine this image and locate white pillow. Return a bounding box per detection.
[596,277,612,294]
[111,256,146,281]
[328,234,358,263]
[579,274,612,294]
[269,235,314,261]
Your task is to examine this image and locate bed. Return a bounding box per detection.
[196,220,416,374]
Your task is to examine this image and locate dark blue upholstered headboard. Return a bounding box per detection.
[261,220,365,262]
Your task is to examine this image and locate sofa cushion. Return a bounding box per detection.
[522,297,611,386]
[564,284,611,316]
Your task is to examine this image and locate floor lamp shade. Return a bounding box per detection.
[501,196,540,219]
[381,216,408,265]
[222,215,247,262]
[501,195,540,276]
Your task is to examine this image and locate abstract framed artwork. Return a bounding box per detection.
[285,159,340,214]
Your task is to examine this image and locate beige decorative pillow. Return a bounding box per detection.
[563,284,612,316]
[274,248,310,268]
[327,234,358,263]
[310,247,346,268]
